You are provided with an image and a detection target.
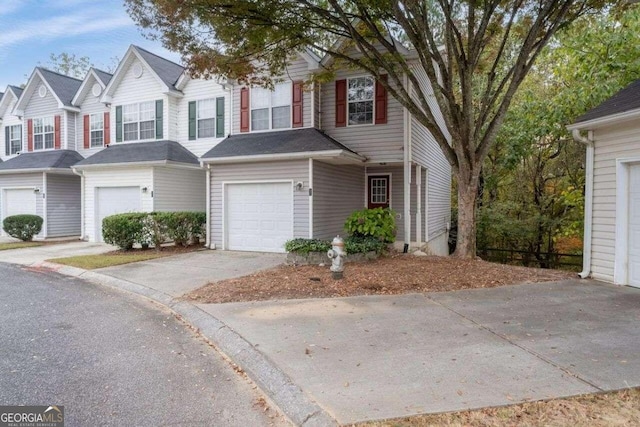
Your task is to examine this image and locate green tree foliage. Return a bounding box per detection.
[478,6,640,265]
[125,0,610,257]
[45,53,94,79]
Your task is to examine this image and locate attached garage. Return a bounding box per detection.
[3,188,37,217]
[95,186,141,242]
[225,182,293,252]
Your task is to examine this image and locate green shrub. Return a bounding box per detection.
[102,213,147,250]
[163,211,206,247]
[344,207,396,243]
[2,214,43,241]
[344,235,387,254]
[284,238,332,254]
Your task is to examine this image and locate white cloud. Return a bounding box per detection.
[0,0,23,17]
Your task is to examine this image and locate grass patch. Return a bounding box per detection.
[49,252,169,270]
[355,388,640,427]
[0,242,43,251]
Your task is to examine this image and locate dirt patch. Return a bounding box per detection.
[185,254,574,304]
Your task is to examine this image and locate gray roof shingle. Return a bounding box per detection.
[93,69,113,86]
[575,79,640,124]
[0,150,84,171]
[37,68,83,107]
[133,46,184,90]
[201,128,361,159]
[9,85,23,98]
[74,140,199,167]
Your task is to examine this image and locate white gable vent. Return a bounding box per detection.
[92,83,102,97]
[38,85,47,98]
[132,63,143,79]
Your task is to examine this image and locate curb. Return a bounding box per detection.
[35,261,338,427]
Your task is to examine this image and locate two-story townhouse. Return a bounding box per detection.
[0,69,83,239]
[73,45,230,242]
[0,86,24,162]
[200,47,451,254]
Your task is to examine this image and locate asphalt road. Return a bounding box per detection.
[0,262,286,427]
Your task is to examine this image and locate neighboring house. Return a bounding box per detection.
[569,79,640,288]
[201,47,452,253]
[72,45,228,242]
[0,69,83,239]
[0,85,24,162]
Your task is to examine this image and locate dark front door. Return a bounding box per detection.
[368,175,390,209]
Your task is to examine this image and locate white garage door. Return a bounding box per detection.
[628,165,640,287]
[4,188,37,218]
[225,182,293,252]
[96,187,141,242]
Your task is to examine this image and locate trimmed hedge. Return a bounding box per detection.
[285,235,387,255]
[102,211,205,250]
[2,214,43,241]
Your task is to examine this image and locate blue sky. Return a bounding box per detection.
[0,0,180,89]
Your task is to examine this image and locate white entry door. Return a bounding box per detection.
[628,165,640,287]
[96,187,141,242]
[225,182,293,252]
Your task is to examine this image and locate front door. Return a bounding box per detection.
[368,175,390,209]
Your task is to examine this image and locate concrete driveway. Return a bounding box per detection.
[0,240,114,265]
[96,250,285,297]
[199,279,640,424]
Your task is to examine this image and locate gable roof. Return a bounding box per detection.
[0,85,24,118]
[73,140,199,168]
[101,45,185,102]
[14,67,82,113]
[201,128,364,163]
[0,150,83,173]
[93,69,113,86]
[72,68,114,106]
[573,79,640,127]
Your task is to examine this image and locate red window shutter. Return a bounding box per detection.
[103,112,110,145]
[335,79,347,127]
[375,75,388,125]
[27,119,33,151]
[54,115,61,149]
[240,87,250,132]
[292,81,303,128]
[83,115,90,149]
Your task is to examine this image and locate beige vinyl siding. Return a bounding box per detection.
[209,160,309,248]
[0,173,45,238]
[23,75,65,151]
[110,57,169,144]
[410,62,452,242]
[321,70,405,163]
[0,96,23,161]
[312,161,364,239]
[177,78,230,156]
[366,165,405,241]
[46,174,81,237]
[232,54,313,134]
[153,167,206,211]
[76,81,110,158]
[82,167,154,242]
[590,121,640,282]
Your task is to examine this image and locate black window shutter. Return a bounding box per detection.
[216,97,225,138]
[188,101,196,140]
[115,106,123,142]
[5,126,9,156]
[155,100,163,139]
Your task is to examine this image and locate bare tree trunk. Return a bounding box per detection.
[454,173,480,258]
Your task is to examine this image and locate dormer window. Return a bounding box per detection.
[348,77,374,126]
[33,117,54,150]
[251,83,292,131]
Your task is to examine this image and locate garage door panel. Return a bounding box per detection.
[226,182,293,252]
[96,187,141,242]
[628,165,640,287]
[4,189,37,218]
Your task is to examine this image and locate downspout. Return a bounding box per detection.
[72,168,85,240]
[205,162,213,249]
[572,128,594,279]
[403,73,412,247]
[42,172,47,239]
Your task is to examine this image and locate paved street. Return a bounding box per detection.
[0,262,286,427]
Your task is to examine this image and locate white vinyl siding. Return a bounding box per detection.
[23,75,65,151]
[153,167,206,212]
[76,77,110,158]
[67,112,77,151]
[312,161,364,239]
[0,173,45,239]
[82,168,154,242]
[590,121,640,282]
[178,78,230,156]
[209,160,309,249]
[46,174,81,237]
[232,54,312,134]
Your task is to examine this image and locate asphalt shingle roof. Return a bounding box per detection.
[201,128,361,159]
[37,68,83,107]
[74,140,199,167]
[575,79,640,124]
[0,150,84,171]
[133,46,184,89]
[93,69,113,86]
[9,85,23,98]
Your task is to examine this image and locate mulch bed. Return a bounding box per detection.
[185,253,574,304]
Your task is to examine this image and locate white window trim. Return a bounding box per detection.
[347,75,376,128]
[365,173,392,209]
[122,101,156,142]
[9,124,22,155]
[196,98,217,139]
[32,117,55,151]
[250,82,293,132]
[89,113,104,148]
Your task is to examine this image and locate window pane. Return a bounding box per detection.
[91,130,103,147]
[272,82,291,107]
[251,87,270,109]
[34,135,43,150]
[348,77,374,102]
[33,119,43,134]
[43,117,54,133]
[197,99,216,119]
[139,101,155,121]
[10,125,21,154]
[272,106,290,129]
[251,108,269,131]
[123,104,138,122]
[349,101,373,125]
[90,113,103,131]
[123,123,138,141]
[139,120,155,139]
[45,133,54,149]
[198,118,215,138]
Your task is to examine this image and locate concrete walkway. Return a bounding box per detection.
[0,241,114,264]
